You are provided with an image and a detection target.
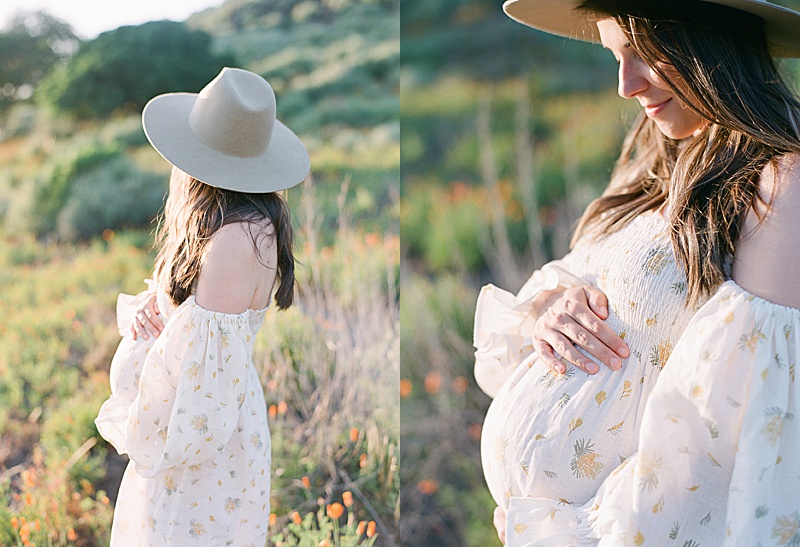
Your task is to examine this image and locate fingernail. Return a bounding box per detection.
[587,363,598,374]
[610,356,621,370]
[617,346,629,358]
[143,334,149,340]
[556,364,566,374]
[598,306,608,317]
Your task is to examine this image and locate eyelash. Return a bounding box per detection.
[614,42,633,66]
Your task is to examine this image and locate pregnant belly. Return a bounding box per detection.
[481,352,649,509]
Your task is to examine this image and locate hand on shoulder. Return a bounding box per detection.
[733,153,800,308]
[195,220,277,313]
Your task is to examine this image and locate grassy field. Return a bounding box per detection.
[0,183,399,547]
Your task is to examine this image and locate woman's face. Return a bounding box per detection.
[597,18,706,140]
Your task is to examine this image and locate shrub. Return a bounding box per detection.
[36,21,234,119]
[56,155,165,241]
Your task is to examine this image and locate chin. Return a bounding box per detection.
[655,123,701,141]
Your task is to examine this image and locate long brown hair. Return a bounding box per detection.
[573,0,800,305]
[153,167,295,310]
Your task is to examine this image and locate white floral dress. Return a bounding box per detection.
[476,215,800,545]
[95,282,271,547]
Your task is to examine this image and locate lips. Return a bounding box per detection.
[644,99,671,117]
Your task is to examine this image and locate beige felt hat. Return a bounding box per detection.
[503,0,800,58]
[142,67,310,193]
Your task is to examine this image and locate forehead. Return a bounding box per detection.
[596,18,628,49]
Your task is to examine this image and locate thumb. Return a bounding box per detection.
[583,285,609,319]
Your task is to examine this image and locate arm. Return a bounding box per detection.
[732,153,800,307]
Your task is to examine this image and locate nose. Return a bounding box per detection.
[617,57,649,99]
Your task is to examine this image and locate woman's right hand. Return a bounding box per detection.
[130,292,164,341]
[531,285,629,375]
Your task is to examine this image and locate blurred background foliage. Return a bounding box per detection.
[398,0,800,545]
[0,0,399,545]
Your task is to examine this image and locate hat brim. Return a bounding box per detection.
[142,93,310,193]
[503,0,800,58]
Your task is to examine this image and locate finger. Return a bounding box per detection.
[139,310,161,337]
[560,318,623,371]
[135,316,150,340]
[572,307,629,359]
[144,301,164,331]
[542,330,600,374]
[534,340,567,374]
[130,322,138,340]
[582,285,609,319]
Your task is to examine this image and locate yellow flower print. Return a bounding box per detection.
[637,449,662,493]
[634,531,645,545]
[182,318,196,334]
[251,431,264,450]
[568,417,583,435]
[163,475,177,495]
[570,438,604,480]
[185,361,200,380]
[739,323,766,355]
[189,519,205,538]
[771,512,800,545]
[191,413,209,435]
[642,245,671,275]
[620,381,632,399]
[595,391,607,407]
[723,312,735,324]
[514,524,529,534]
[237,392,246,409]
[761,407,789,446]
[649,340,673,370]
[224,497,242,513]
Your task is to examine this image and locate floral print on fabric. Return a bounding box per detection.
[96,289,271,546]
[479,214,699,509]
[502,282,800,546]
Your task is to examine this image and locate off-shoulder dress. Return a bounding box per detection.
[96,281,270,546]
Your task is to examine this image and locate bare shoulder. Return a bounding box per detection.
[195,221,275,313]
[732,153,800,308]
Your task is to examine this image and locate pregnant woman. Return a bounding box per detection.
[476,1,800,544]
[95,67,309,545]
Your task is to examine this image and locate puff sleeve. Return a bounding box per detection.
[474,254,585,398]
[95,281,160,452]
[504,281,800,546]
[120,296,253,478]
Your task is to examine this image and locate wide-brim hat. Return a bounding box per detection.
[142,67,310,193]
[503,0,800,58]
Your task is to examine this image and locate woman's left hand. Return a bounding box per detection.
[493,506,507,544]
[130,292,163,340]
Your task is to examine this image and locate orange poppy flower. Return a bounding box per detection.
[326,502,344,519]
